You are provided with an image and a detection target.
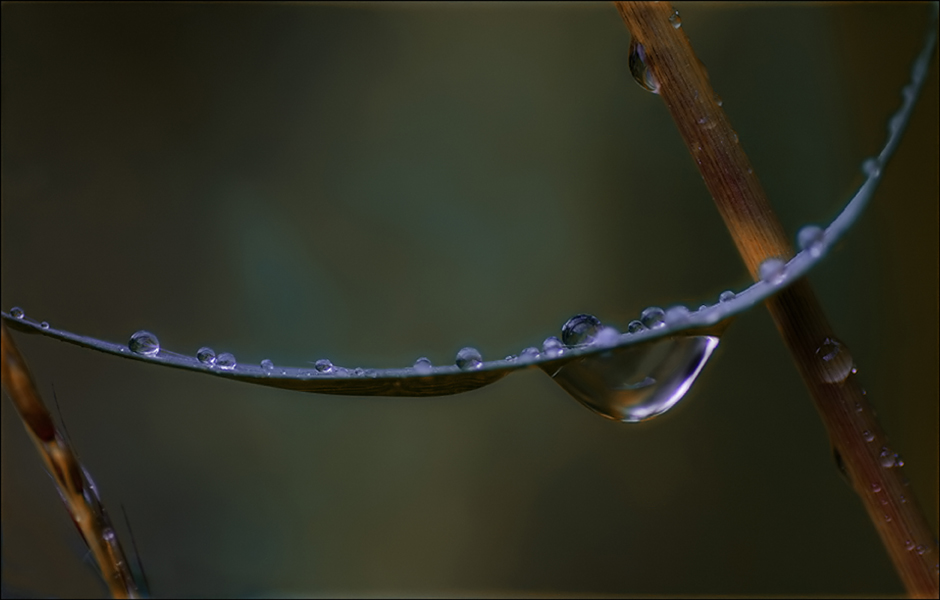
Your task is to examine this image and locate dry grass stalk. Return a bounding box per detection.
[1,321,140,599]
[615,2,939,597]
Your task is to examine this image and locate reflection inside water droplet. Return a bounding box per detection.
[196,347,216,365]
[545,334,719,423]
[627,320,646,334]
[816,337,854,383]
[640,307,666,329]
[562,314,601,347]
[628,38,660,93]
[314,359,333,373]
[217,352,236,370]
[128,330,160,356]
[456,347,483,370]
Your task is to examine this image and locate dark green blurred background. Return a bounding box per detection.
[2,3,937,597]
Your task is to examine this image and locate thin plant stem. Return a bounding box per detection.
[615,2,939,597]
[0,321,140,599]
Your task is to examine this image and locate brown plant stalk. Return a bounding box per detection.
[615,2,939,597]
[1,321,140,599]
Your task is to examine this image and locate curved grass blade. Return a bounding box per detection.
[2,5,935,398]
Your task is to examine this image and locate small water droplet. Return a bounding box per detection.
[915,545,927,556]
[504,355,517,362]
[668,8,681,28]
[862,157,881,177]
[40,321,49,329]
[562,314,601,347]
[197,347,217,365]
[593,326,621,347]
[797,225,826,258]
[128,330,160,356]
[905,540,916,551]
[261,359,274,371]
[816,337,854,384]
[719,290,735,303]
[413,357,433,375]
[217,352,236,370]
[314,359,333,373]
[664,305,690,324]
[879,446,904,469]
[863,430,874,442]
[900,494,907,504]
[627,320,646,334]
[628,38,660,94]
[640,307,666,329]
[871,482,882,493]
[520,347,540,361]
[884,513,893,522]
[758,258,786,285]
[10,307,24,319]
[456,347,483,370]
[542,336,564,357]
[547,334,720,423]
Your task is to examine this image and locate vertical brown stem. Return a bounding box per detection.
[615,2,939,597]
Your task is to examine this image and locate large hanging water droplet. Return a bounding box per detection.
[758,258,786,285]
[314,359,333,373]
[797,225,826,258]
[455,347,483,370]
[546,334,720,423]
[561,314,601,347]
[217,352,236,370]
[196,347,217,366]
[628,38,660,94]
[10,307,24,319]
[640,307,665,329]
[413,357,433,375]
[816,337,854,384]
[128,330,160,356]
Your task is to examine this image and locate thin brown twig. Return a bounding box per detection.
[615,2,939,597]
[1,321,140,599]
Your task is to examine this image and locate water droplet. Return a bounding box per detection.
[10,307,24,319]
[314,359,333,373]
[797,225,826,258]
[504,355,517,362]
[592,326,622,348]
[413,357,433,375]
[640,307,665,329]
[884,513,893,522]
[900,494,907,504]
[862,157,881,177]
[352,368,365,377]
[815,337,854,384]
[863,430,874,442]
[520,347,540,361]
[128,330,160,356]
[758,257,786,285]
[664,305,691,324]
[456,347,483,370]
[197,347,217,365]
[542,336,564,357]
[628,38,660,94]
[668,8,681,28]
[871,483,882,493]
[562,314,601,347]
[879,446,904,469]
[905,540,916,551]
[719,290,735,303]
[40,321,49,329]
[261,359,274,371]
[217,352,236,370]
[915,545,927,556]
[547,334,720,423]
[627,320,646,334]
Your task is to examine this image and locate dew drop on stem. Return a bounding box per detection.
[128,330,160,356]
[456,347,483,370]
[542,336,564,357]
[547,333,720,423]
[640,307,666,329]
[261,359,274,372]
[314,359,333,373]
[520,347,540,362]
[10,307,24,319]
[561,314,601,347]
[719,290,735,303]
[627,320,646,334]
[216,352,236,370]
[628,38,660,94]
[668,8,682,29]
[197,347,217,366]
[592,326,621,347]
[40,321,49,329]
[797,225,826,257]
[815,337,854,384]
[758,258,786,285]
[413,357,433,375]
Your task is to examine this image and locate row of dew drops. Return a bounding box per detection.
[6,227,839,380]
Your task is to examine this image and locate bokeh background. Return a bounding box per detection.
[2,3,937,597]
